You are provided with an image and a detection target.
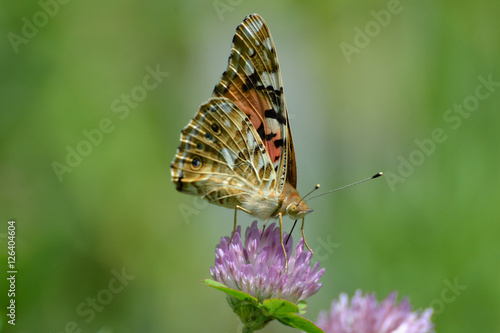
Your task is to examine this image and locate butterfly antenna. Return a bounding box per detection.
[297,184,321,206]
[307,172,383,201]
[287,173,382,243]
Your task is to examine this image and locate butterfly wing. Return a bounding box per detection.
[171,98,277,208]
[212,14,297,191]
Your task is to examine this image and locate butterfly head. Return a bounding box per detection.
[281,182,313,220]
[286,201,313,220]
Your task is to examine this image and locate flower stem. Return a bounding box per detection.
[242,326,254,333]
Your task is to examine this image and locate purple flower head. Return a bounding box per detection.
[210,221,325,304]
[316,290,434,333]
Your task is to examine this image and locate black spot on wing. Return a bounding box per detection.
[175,171,184,192]
[264,109,286,125]
[265,87,282,109]
[265,132,277,141]
[256,123,265,142]
[273,139,283,148]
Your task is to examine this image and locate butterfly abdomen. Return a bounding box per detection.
[240,188,281,221]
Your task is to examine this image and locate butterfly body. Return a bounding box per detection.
[171,14,313,247]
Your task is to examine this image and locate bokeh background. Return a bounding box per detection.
[1,0,499,332]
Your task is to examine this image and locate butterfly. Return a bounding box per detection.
[171,14,314,263]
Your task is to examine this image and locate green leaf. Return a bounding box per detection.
[202,279,260,305]
[262,298,299,316]
[276,313,325,333]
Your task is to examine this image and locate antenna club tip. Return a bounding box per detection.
[315,184,320,189]
[372,172,383,179]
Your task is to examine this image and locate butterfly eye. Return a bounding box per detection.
[211,123,221,134]
[287,203,298,216]
[191,156,202,169]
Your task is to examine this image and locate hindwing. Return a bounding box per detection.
[171,98,276,207]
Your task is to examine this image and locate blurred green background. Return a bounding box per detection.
[1,0,499,332]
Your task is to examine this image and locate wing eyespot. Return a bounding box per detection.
[196,142,204,151]
[211,122,221,135]
[191,156,202,170]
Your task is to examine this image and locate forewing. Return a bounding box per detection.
[170,98,276,207]
[212,14,296,191]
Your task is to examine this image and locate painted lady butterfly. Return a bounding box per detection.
[171,14,314,261]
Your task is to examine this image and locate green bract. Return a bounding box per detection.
[203,279,324,333]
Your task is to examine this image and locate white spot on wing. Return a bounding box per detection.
[260,71,272,88]
[219,101,231,113]
[221,148,237,168]
[264,37,273,51]
[244,60,255,76]
[270,72,280,91]
[246,128,257,151]
[256,154,264,170]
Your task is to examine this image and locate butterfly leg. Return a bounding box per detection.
[301,217,314,254]
[230,205,253,244]
[278,213,288,273]
[229,207,238,245]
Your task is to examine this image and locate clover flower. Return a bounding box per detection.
[205,221,325,332]
[316,290,434,333]
[210,221,324,303]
